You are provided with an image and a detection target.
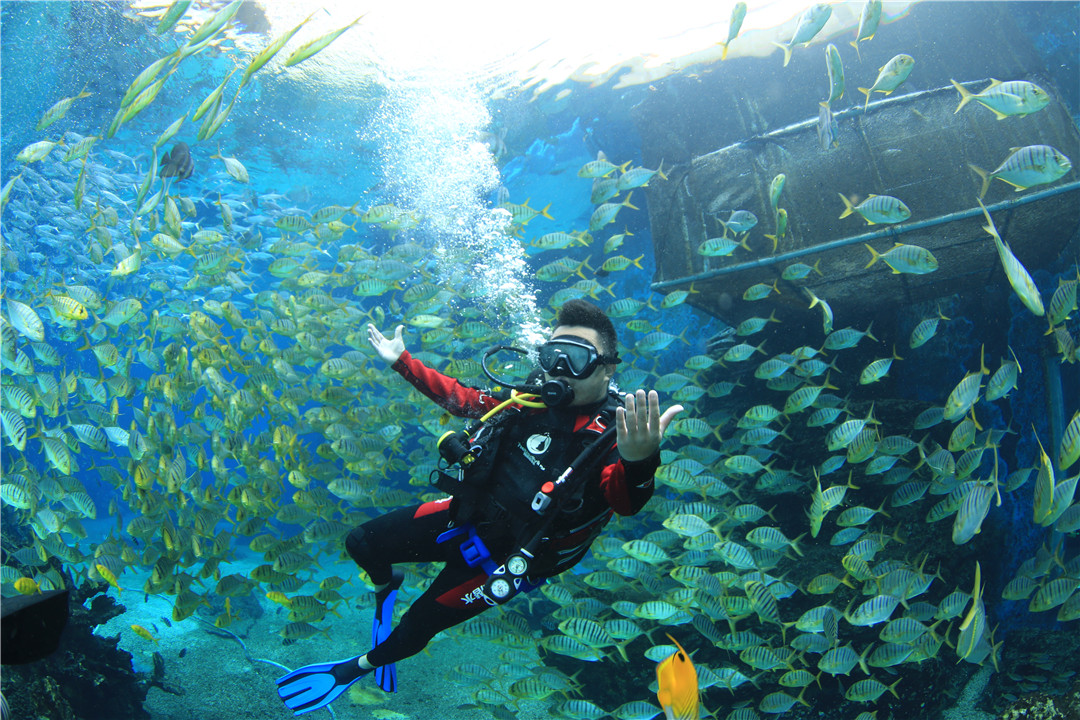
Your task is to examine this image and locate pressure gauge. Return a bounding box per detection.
[506,555,529,577]
[489,577,513,600]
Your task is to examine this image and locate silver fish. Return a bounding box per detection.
[818,103,838,150]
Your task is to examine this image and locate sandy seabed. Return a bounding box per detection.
[95,555,557,720]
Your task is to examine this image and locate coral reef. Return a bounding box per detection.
[943,665,996,720]
[2,583,150,720]
[998,677,1080,720]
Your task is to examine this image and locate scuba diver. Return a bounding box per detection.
[276,300,683,715]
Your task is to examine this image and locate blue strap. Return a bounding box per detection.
[436,526,499,575]
[437,526,546,596]
[435,527,465,543]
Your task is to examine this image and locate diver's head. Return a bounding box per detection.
[539,300,620,407]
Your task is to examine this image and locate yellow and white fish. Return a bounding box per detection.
[978,199,1045,316]
[859,54,915,110]
[720,2,747,60]
[840,193,910,225]
[850,0,882,58]
[970,145,1071,198]
[774,3,832,67]
[951,78,1050,119]
[864,242,937,274]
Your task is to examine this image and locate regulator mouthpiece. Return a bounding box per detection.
[540,378,575,407]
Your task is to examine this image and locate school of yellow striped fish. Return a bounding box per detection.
[1,2,1079,718]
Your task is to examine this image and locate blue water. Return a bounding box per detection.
[2,2,1079,719]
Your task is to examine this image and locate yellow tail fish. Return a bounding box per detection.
[131,624,158,644]
[96,564,122,595]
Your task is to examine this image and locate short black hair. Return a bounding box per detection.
[555,299,619,360]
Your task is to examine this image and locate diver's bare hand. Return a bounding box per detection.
[615,389,683,462]
[367,323,405,365]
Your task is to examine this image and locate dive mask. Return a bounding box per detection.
[537,336,619,379]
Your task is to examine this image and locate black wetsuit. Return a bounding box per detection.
[345,350,659,666]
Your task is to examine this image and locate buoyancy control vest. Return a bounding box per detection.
[435,392,621,573]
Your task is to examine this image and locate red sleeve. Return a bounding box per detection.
[600,452,660,516]
[392,350,505,419]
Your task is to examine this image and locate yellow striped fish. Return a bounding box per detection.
[864,242,938,274]
[1059,410,1080,471]
[971,144,1071,198]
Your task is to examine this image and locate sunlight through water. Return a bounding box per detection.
[368,76,545,344]
[139,1,917,98]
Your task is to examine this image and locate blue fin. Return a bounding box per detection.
[371,568,403,693]
[374,661,397,693]
[276,656,369,716]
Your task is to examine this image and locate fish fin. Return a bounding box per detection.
[950,79,974,113]
[837,192,855,219]
[864,244,882,269]
[849,39,862,62]
[971,167,992,202]
[771,41,793,67]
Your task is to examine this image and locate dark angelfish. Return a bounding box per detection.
[160,142,194,180]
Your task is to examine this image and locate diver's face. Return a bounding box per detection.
[547,326,615,406]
